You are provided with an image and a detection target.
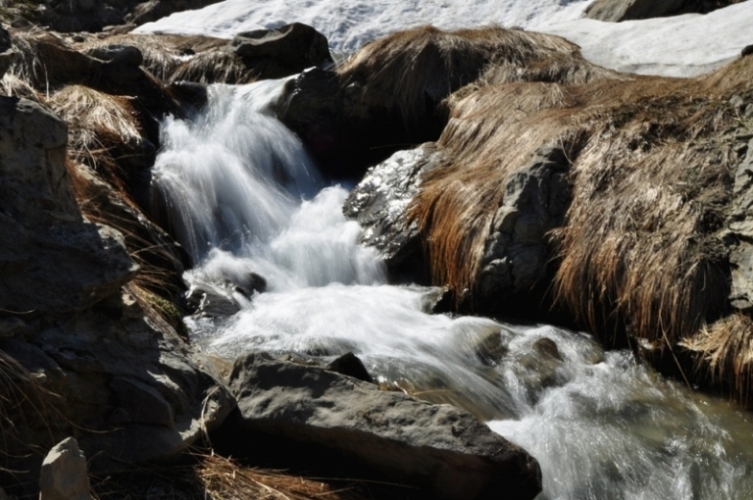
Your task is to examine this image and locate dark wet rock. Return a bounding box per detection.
[344,144,445,283]
[226,352,541,500]
[85,44,143,66]
[585,0,739,22]
[277,69,440,179]
[169,81,209,110]
[475,145,572,310]
[325,352,374,383]
[231,23,332,79]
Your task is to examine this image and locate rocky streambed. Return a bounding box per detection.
[1,6,753,500]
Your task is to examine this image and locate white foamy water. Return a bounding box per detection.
[152,79,753,500]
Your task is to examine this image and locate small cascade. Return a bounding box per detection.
[151,79,753,500]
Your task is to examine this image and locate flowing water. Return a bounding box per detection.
[151,80,753,500]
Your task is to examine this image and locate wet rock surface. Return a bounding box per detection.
[225,352,541,500]
[344,144,445,283]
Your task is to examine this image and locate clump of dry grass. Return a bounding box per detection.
[0,349,67,480]
[681,314,753,405]
[402,26,753,401]
[337,25,619,131]
[91,452,370,500]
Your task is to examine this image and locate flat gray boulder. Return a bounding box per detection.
[228,352,540,500]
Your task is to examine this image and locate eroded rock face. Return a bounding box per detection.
[728,134,753,310]
[0,96,137,314]
[226,352,541,500]
[475,145,571,308]
[0,97,234,494]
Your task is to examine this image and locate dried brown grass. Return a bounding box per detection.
[47,85,144,193]
[337,25,611,130]
[404,27,753,398]
[91,452,369,500]
[681,314,753,405]
[0,349,66,472]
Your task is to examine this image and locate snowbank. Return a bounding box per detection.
[134,0,753,77]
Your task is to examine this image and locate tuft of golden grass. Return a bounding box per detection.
[396,26,753,402]
[681,314,753,405]
[91,452,371,500]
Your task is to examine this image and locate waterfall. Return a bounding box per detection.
[151,79,753,500]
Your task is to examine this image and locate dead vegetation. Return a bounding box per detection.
[90,452,372,500]
[389,26,753,405]
[336,25,621,131]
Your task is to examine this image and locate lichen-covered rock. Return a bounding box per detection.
[226,352,541,500]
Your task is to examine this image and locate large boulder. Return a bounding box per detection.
[230,23,332,79]
[0,96,137,314]
[225,352,541,500]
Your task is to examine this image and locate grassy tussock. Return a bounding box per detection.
[681,314,753,404]
[337,25,603,130]
[48,85,143,192]
[403,26,753,398]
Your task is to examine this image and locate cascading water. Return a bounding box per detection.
[151,79,753,500]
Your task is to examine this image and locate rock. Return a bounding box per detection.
[39,437,91,500]
[110,376,175,427]
[728,137,753,310]
[584,0,737,22]
[128,0,226,26]
[0,97,138,314]
[325,352,373,383]
[85,44,144,67]
[743,45,753,58]
[344,144,445,283]
[475,145,571,310]
[169,81,209,110]
[231,23,332,79]
[227,352,541,500]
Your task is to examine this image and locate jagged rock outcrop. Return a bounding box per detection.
[584,0,742,22]
[224,352,541,500]
[0,96,137,314]
[0,96,234,495]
